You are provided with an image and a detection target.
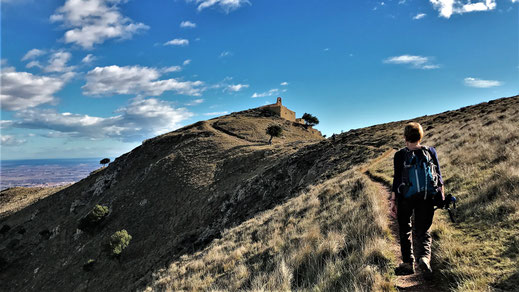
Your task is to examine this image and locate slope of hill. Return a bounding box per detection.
[1,96,518,291]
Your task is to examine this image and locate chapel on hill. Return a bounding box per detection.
[259,97,305,125]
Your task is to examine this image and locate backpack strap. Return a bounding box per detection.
[398,147,412,195]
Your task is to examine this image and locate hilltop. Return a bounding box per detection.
[1,96,518,291]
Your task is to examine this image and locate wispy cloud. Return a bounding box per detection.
[44,51,75,73]
[82,54,96,64]
[183,59,192,66]
[164,38,189,46]
[203,111,228,116]
[180,20,196,28]
[251,88,279,98]
[161,66,182,73]
[10,98,194,141]
[383,55,439,69]
[82,65,204,97]
[280,82,288,86]
[1,135,27,146]
[225,84,249,92]
[219,51,233,58]
[185,99,204,106]
[413,13,427,19]
[187,0,251,13]
[464,77,502,88]
[429,0,496,18]
[50,0,149,49]
[21,49,45,61]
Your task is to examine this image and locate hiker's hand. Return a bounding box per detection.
[390,200,397,219]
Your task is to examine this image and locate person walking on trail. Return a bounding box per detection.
[390,122,445,278]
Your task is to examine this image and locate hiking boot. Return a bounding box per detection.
[395,262,415,275]
[419,257,433,279]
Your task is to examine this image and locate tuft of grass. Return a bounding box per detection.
[83,259,96,271]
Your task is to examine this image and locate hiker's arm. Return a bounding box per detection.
[430,147,445,193]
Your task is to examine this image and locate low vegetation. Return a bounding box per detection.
[78,204,109,232]
[110,229,132,256]
[147,171,395,291]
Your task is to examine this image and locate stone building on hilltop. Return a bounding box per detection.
[260,97,305,125]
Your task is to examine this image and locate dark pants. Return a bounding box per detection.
[397,195,435,264]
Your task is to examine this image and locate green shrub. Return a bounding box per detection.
[78,205,109,232]
[110,230,132,256]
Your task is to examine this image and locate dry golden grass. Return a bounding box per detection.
[145,170,396,292]
[0,185,69,219]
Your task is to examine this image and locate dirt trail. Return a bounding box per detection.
[361,150,442,292]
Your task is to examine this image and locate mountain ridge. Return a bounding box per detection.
[1,95,518,291]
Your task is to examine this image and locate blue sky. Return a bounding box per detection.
[1,0,518,160]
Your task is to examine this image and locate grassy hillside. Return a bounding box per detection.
[366,96,519,291]
[147,171,394,291]
[1,96,517,291]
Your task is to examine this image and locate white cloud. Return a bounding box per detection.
[183,59,192,66]
[429,0,496,18]
[11,98,194,141]
[383,55,439,69]
[219,51,233,58]
[203,111,228,116]
[464,77,502,88]
[164,38,189,46]
[161,66,182,73]
[82,65,204,97]
[280,82,288,86]
[26,61,43,69]
[413,13,427,19]
[185,98,204,106]
[187,0,251,13]
[0,120,13,129]
[180,20,196,28]
[21,49,45,61]
[225,84,249,92]
[1,135,27,146]
[51,0,149,49]
[44,51,75,73]
[82,54,96,64]
[251,88,279,98]
[1,66,67,111]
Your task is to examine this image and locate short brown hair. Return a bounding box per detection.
[404,122,424,143]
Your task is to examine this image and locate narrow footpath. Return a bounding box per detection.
[361,149,441,292]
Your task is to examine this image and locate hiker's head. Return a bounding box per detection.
[404,122,423,143]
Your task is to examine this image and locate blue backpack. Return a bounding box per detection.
[399,146,440,199]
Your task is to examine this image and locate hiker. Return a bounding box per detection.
[390,122,444,277]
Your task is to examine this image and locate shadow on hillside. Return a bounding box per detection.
[492,270,519,291]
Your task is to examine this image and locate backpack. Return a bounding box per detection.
[398,146,440,199]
